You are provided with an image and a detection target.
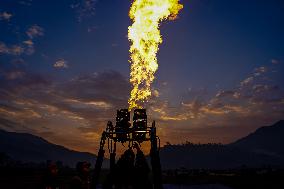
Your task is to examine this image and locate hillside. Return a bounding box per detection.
[159,120,284,169]
[0,129,97,167]
[231,120,284,156]
[1,120,284,169]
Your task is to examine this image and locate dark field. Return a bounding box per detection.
[1,167,284,189]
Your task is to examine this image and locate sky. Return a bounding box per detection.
[0,0,284,154]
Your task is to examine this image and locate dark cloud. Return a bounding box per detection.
[57,70,130,106]
[0,63,283,151]
[54,59,69,69]
[71,0,98,22]
[26,25,44,39]
[0,118,20,130]
[0,20,44,56]
[0,42,25,56]
[240,76,254,87]
[149,63,284,141]
[0,42,10,54]
[10,58,26,67]
[3,70,25,80]
[271,59,280,64]
[215,90,235,98]
[0,40,36,56]
[0,12,12,21]
[87,25,99,33]
[181,87,208,102]
[18,0,33,6]
[0,117,37,134]
[0,69,130,152]
[38,131,55,138]
[0,70,51,95]
[253,66,267,76]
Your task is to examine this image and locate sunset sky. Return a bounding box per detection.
[0,0,284,153]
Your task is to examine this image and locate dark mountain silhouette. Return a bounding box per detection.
[1,120,283,169]
[231,120,284,156]
[0,129,97,167]
[160,120,284,169]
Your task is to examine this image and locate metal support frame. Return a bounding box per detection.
[92,109,163,189]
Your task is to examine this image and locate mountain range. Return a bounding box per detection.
[0,129,97,167]
[160,120,284,169]
[0,120,284,169]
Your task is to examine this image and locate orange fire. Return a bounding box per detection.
[128,0,183,110]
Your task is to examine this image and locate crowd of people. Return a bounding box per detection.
[43,143,152,189]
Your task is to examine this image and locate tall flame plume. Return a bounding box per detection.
[128,0,183,110]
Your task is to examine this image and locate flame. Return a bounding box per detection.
[128,0,183,110]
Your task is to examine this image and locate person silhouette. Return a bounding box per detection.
[43,162,60,189]
[103,143,152,189]
[114,148,135,189]
[71,161,91,189]
[133,142,152,189]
